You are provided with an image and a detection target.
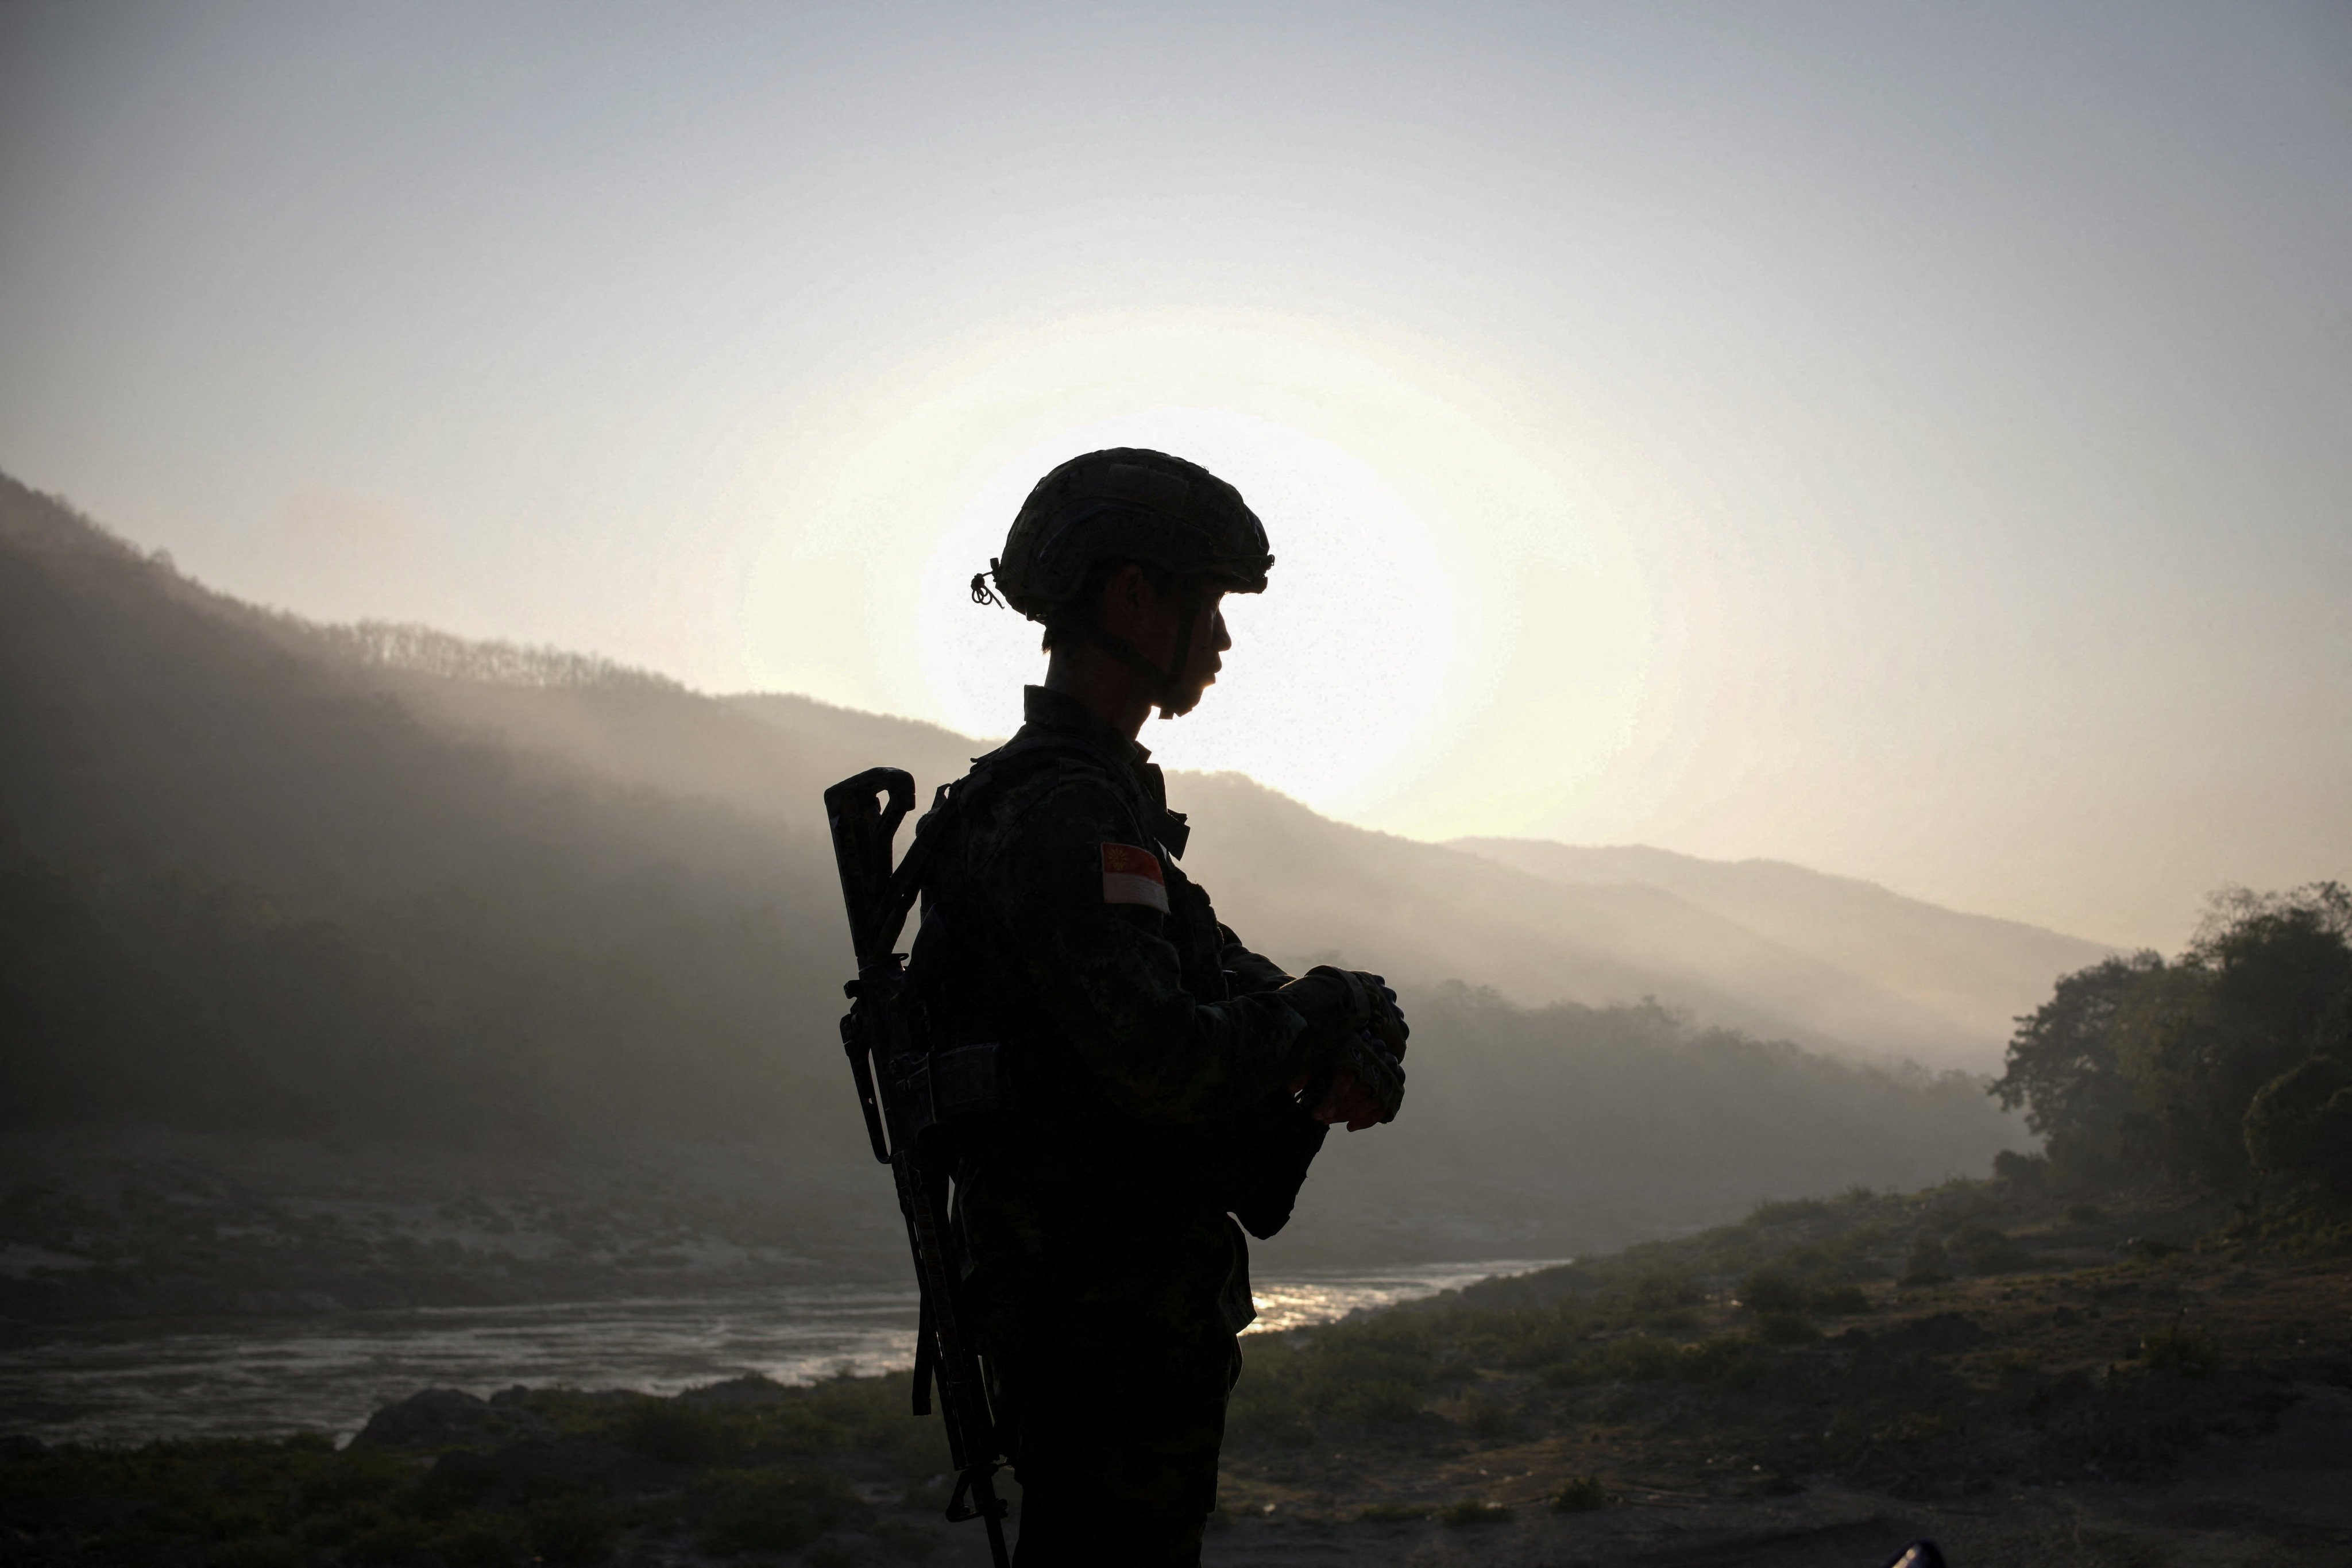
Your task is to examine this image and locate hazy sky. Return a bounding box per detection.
[3,1,2347,949]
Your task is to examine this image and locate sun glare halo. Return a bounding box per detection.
[917,410,1462,818]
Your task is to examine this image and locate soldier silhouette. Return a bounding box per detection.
[904,448,1411,1564]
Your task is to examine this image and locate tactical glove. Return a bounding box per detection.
[1354,970,1409,1060]
[1275,965,1408,1126]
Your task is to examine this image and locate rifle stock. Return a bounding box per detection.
[822,768,1010,1567]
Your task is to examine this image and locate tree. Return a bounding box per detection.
[1994,885,2352,1190]
[2245,1056,2352,1191]
[1990,952,2165,1179]
[2157,885,2352,1183]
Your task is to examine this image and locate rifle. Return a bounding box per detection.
[822,767,1011,1568]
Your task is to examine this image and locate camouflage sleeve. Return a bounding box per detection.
[1214,923,1294,995]
[982,770,1311,1124]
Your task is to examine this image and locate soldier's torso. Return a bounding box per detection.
[905,721,1255,1340]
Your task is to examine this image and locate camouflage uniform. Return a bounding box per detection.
[907,683,1327,1563]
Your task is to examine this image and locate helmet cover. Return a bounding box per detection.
[988,448,1273,623]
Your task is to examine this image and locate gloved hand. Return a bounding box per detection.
[1275,965,1408,1128]
[1354,970,1409,1060]
[1312,1051,1404,1131]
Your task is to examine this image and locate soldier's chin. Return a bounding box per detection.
[1159,680,1212,719]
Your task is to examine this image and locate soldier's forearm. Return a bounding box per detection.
[1216,929,1293,994]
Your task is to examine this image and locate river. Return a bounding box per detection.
[0,1258,1565,1446]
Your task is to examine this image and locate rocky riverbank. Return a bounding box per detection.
[5,1174,2348,1565]
[0,1132,907,1327]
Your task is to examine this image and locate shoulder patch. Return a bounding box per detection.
[1100,843,1170,913]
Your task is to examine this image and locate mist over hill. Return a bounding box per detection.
[1450,839,2113,1064]
[0,472,2035,1265]
[298,601,2093,1071]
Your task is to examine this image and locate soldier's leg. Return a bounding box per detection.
[995,1327,1240,1567]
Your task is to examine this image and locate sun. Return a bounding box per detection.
[917,408,1463,818]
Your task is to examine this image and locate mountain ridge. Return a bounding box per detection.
[1450,837,2114,1051]
[0,470,2100,1068]
[1,468,2032,1261]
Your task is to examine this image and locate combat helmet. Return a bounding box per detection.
[980,449,1273,621]
[973,449,1273,717]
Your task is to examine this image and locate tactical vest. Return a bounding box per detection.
[901,729,1322,1244]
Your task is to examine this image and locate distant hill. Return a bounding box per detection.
[0,471,2032,1261]
[323,648,2095,1069]
[1449,840,2115,1065]
[339,694,2073,1067]
[0,474,855,1149]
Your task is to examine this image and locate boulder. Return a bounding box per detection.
[353,1387,553,1450]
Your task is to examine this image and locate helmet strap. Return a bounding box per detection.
[1056,579,1204,720]
[1068,619,1175,691]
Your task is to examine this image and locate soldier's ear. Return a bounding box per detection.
[1099,562,1152,631]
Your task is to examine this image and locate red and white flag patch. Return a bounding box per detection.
[1100,843,1170,913]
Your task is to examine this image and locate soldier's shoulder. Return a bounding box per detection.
[940,746,1133,859]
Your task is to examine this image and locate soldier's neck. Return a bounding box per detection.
[1042,651,1153,741]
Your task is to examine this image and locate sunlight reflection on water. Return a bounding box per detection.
[0,1258,1566,1446]
[1241,1257,1567,1335]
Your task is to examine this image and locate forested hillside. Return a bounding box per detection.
[0,477,851,1145]
[0,473,2028,1253]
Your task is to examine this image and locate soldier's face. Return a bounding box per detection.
[1155,584,1229,717]
[1099,567,1230,717]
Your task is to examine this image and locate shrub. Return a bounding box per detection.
[1540,1335,1680,1387]
[1329,1381,1424,1425]
[1747,1198,1830,1227]
[2140,1319,2221,1376]
[1811,1284,1871,1316]
[525,1499,617,1567]
[2245,1057,2352,1189]
[1224,1396,1315,1450]
[294,1504,397,1551]
[434,1517,526,1568]
[1951,1222,2037,1275]
[342,1519,432,1567]
[293,1449,414,1511]
[1900,1236,1952,1287]
[1440,1500,1511,1525]
[1460,1396,1514,1440]
[1542,1334,1763,1389]
[870,1517,940,1559]
[1628,1270,1704,1312]
[692,1468,869,1555]
[1738,1272,1808,1314]
[1992,1149,2049,1186]
[619,1400,736,1466]
[1551,1476,1609,1513]
[532,1374,951,1477]
[1229,1320,1444,1432]
[1752,1311,1820,1346]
